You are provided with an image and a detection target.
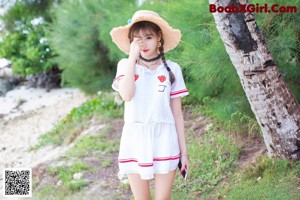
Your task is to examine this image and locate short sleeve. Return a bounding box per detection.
[170,63,189,99]
[112,59,127,92]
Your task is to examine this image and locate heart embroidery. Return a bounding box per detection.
[158,75,166,83]
[135,74,139,81]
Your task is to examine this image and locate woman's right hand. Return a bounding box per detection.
[129,37,143,60]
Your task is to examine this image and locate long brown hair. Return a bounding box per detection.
[128,21,175,84]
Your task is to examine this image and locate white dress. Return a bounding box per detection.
[112,58,189,180]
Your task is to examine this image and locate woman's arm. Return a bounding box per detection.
[118,38,142,101]
[170,97,189,171]
[118,56,136,101]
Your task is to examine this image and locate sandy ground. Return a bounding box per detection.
[0,86,90,194]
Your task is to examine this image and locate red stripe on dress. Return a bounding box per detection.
[113,75,124,82]
[170,89,188,96]
[118,154,180,167]
[153,153,181,161]
[138,163,153,167]
[119,159,137,163]
[119,159,153,167]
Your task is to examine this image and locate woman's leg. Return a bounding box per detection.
[127,173,151,200]
[154,170,176,200]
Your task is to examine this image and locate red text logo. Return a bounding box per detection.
[209,3,297,13]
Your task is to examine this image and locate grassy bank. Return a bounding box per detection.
[30,95,300,200]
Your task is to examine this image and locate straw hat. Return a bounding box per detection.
[110,10,181,55]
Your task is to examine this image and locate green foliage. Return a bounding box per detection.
[47,161,90,191]
[66,130,119,159]
[253,0,300,100]
[96,1,137,63]
[201,96,261,135]
[215,157,300,200]
[151,0,242,97]
[172,128,240,198]
[30,92,123,150]
[137,0,300,127]
[47,0,134,93]
[1,0,58,31]
[0,2,57,76]
[134,0,254,125]
[102,158,113,168]
[1,0,299,127]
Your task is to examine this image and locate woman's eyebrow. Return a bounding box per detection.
[133,33,154,38]
[144,33,154,36]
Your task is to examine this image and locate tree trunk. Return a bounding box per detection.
[209,0,300,160]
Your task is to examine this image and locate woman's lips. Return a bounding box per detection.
[142,49,149,53]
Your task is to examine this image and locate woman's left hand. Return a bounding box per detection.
[180,155,189,178]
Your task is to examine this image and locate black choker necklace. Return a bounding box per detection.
[139,54,161,62]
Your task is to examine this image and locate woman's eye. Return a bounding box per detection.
[146,36,152,40]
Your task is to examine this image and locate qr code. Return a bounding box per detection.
[2,168,32,197]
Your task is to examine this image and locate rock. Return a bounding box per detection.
[0,78,13,96]
[8,76,25,85]
[26,67,62,91]
[0,65,12,78]
[73,172,83,180]
[57,180,63,186]
[0,76,25,96]
[0,58,12,76]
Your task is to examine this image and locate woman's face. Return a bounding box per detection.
[133,29,161,58]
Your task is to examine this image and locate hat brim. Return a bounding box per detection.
[110,15,181,55]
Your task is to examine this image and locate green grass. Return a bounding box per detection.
[32,161,92,198]
[64,127,119,159]
[33,161,93,199]
[171,105,300,200]
[29,96,300,200]
[47,161,91,190]
[33,105,119,199]
[171,126,300,200]
[30,92,123,199]
[172,126,241,199]
[201,96,261,138]
[32,122,120,199]
[102,158,113,168]
[29,92,123,151]
[211,157,300,200]
[33,184,68,199]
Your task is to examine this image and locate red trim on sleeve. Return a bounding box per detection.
[170,89,188,96]
[113,75,124,82]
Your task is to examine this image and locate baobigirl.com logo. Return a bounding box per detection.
[210,3,298,13]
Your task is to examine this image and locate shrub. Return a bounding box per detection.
[47,0,134,93]
[0,1,57,76]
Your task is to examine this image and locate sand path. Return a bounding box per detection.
[0,86,90,194]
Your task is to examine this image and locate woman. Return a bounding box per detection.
[110,10,189,200]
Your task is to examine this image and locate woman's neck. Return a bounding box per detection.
[139,54,161,62]
[138,58,161,70]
